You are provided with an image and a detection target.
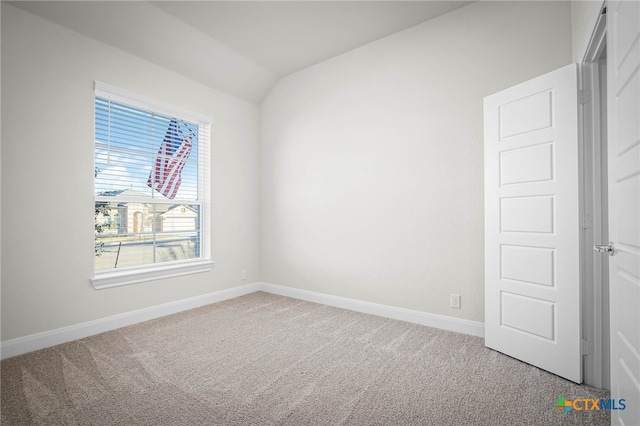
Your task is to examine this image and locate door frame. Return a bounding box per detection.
[579,1,610,390]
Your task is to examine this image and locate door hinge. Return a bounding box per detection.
[581,213,593,229]
[579,89,592,105]
[581,339,594,355]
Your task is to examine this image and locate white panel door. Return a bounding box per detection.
[607,1,640,423]
[485,63,581,383]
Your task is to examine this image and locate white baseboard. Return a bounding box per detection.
[258,282,485,338]
[0,283,260,360]
[1,281,484,360]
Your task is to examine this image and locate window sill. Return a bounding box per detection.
[91,260,213,290]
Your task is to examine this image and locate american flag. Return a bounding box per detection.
[147,118,193,199]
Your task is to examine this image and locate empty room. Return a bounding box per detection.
[1,1,638,425]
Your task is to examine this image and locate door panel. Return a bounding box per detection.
[485,63,581,383]
[607,0,640,423]
[500,196,555,233]
[500,142,554,185]
[499,90,553,138]
[500,292,555,340]
[501,244,555,286]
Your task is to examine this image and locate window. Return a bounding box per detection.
[92,82,212,289]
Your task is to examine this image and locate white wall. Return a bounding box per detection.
[260,1,573,323]
[1,4,260,341]
[571,0,605,63]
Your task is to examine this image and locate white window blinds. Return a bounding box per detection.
[93,82,211,288]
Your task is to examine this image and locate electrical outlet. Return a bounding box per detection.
[450,294,461,309]
[241,270,247,280]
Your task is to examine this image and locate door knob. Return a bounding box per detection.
[594,242,614,256]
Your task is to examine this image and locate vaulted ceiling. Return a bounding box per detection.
[11,1,473,104]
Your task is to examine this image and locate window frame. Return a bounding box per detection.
[91,82,212,289]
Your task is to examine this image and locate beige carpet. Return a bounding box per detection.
[1,291,609,425]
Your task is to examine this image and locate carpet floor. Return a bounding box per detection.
[1,291,610,425]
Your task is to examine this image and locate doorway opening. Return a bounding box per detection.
[580,3,609,390]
